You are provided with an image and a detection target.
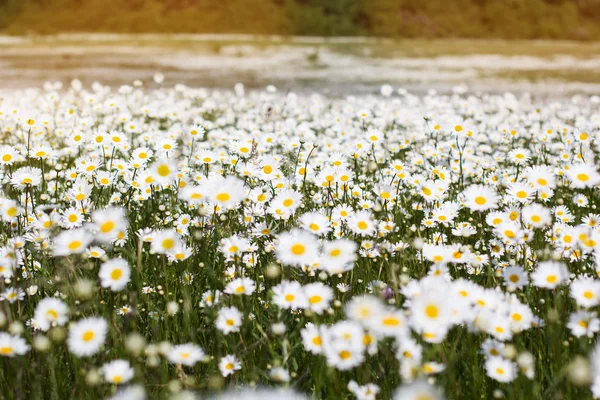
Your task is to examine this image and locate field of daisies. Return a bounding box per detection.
[2,79,600,400]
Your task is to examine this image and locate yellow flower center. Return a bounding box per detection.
[382,317,400,326]
[111,269,122,280]
[68,241,82,250]
[154,165,169,178]
[291,244,306,255]
[425,305,439,318]
[0,347,13,355]
[100,221,115,233]
[474,196,486,205]
[82,331,95,342]
[578,173,590,182]
[216,193,230,202]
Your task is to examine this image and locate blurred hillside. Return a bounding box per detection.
[1,0,600,40]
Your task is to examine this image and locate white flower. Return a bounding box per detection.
[224,277,256,296]
[275,229,319,267]
[216,306,243,334]
[463,185,498,211]
[0,332,30,357]
[99,259,131,291]
[102,359,135,384]
[565,163,600,188]
[531,261,568,289]
[53,228,93,256]
[303,282,333,315]
[67,317,108,357]
[167,343,205,366]
[272,280,307,310]
[34,297,69,331]
[484,356,516,383]
[91,207,128,243]
[219,354,242,377]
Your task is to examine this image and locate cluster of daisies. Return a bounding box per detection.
[1,78,600,399]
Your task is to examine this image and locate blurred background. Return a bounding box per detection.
[1,0,600,95]
[2,0,600,39]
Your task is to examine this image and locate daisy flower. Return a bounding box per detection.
[167,343,206,366]
[301,323,324,355]
[531,261,568,289]
[272,280,307,310]
[522,203,551,228]
[323,339,365,371]
[99,259,131,291]
[507,183,534,203]
[91,207,128,243]
[345,295,384,324]
[0,145,18,165]
[216,306,243,335]
[11,166,42,189]
[34,297,69,331]
[502,266,529,291]
[275,229,319,267]
[53,228,93,256]
[0,199,21,222]
[565,163,600,188]
[205,175,246,210]
[300,212,331,235]
[67,317,108,357]
[150,158,177,186]
[409,289,452,340]
[570,278,600,308]
[485,356,517,383]
[303,282,333,314]
[2,288,25,303]
[0,333,30,357]
[150,229,181,254]
[368,307,408,338]
[219,354,242,377]
[101,359,135,384]
[567,311,600,338]
[224,277,256,296]
[463,184,498,211]
[348,211,376,236]
[320,239,358,274]
[269,190,303,218]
